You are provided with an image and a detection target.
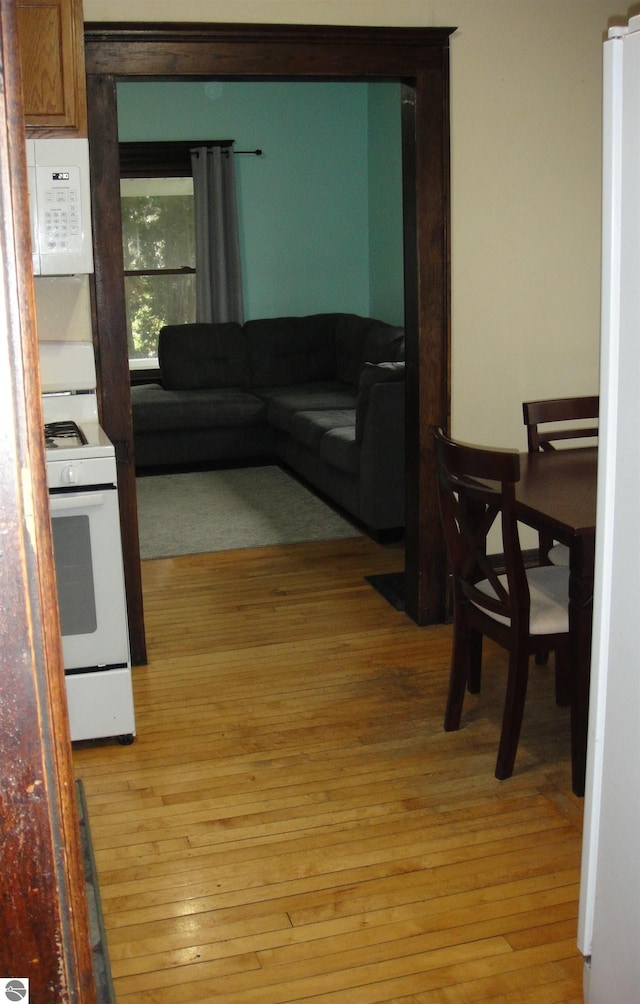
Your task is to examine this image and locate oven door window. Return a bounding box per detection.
[51,514,98,636]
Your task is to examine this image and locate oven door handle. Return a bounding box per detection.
[49,492,108,512]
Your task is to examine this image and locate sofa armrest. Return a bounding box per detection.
[356,369,405,528]
[355,361,405,443]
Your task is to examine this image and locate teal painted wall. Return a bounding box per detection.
[117,80,403,324]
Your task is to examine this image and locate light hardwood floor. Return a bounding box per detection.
[73,535,585,1003]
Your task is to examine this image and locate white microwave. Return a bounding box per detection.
[26,138,94,276]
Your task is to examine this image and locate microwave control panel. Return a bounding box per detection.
[26,138,94,275]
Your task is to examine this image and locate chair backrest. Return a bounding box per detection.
[523,396,599,452]
[434,430,529,630]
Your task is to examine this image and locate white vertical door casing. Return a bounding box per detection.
[577,24,623,962]
[579,17,640,1004]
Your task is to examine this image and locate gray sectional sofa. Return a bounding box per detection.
[130,313,406,532]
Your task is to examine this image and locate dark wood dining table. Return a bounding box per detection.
[515,447,598,796]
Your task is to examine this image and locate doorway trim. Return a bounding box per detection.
[84,21,454,664]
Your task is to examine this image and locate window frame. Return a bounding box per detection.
[119,139,233,380]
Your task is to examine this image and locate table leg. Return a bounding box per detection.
[568,535,595,797]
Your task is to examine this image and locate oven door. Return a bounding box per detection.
[49,486,130,672]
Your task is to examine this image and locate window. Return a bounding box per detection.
[119,140,232,370]
[121,176,195,366]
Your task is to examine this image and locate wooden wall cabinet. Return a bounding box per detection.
[16,0,87,136]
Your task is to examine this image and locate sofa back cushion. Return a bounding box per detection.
[335,314,405,386]
[159,323,247,390]
[245,314,339,387]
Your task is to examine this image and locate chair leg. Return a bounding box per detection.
[467,628,482,693]
[535,536,552,666]
[538,530,553,565]
[495,647,530,780]
[554,645,572,707]
[444,614,471,732]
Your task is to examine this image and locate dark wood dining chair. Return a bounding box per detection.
[434,429,570,780]
[523,395,599,453]
[523,395,599,564]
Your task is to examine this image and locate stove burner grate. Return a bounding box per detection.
[44,420,88,448]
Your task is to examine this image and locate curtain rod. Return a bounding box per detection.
[191,145,262,157]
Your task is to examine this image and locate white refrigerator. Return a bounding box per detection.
[577,16,640,1004]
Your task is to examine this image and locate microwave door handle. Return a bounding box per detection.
[49,493,106,512]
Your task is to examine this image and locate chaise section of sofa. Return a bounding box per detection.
[130,322,275,468]
[130,313,406,532]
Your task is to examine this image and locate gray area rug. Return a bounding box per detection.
[136,465,361,559]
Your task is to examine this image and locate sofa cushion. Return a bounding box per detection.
[356,361,405,444]
[288,409,356,452]
[159,322,247,390]
[256,383,358,433]
[244,314,340,387]
[320,426,359,476]
[335,314,405,386]
[131,383,267,432]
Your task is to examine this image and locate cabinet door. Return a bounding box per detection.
[17,0,87,136]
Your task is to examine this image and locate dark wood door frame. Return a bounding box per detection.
[84,22,454,664]
[0,0,97,996]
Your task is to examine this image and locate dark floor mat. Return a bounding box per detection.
[365,571,405,612]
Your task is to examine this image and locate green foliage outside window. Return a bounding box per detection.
[121,186,196,359]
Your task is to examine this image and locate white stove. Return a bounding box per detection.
[41,340,116,480]
[44,418,116,488]
[45,417,113,458]
[40,341,135,745]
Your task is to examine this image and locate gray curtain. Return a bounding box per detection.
[190,145,244,324]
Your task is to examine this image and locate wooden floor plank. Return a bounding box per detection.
[73,536,585,1002]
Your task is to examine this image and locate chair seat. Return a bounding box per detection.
[473,564,569,635]
[548,543,570,567]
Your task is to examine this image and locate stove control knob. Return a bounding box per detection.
[61,464,80,486]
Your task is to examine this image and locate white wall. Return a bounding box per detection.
[34,276,92,342]
[84,0,618,452]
